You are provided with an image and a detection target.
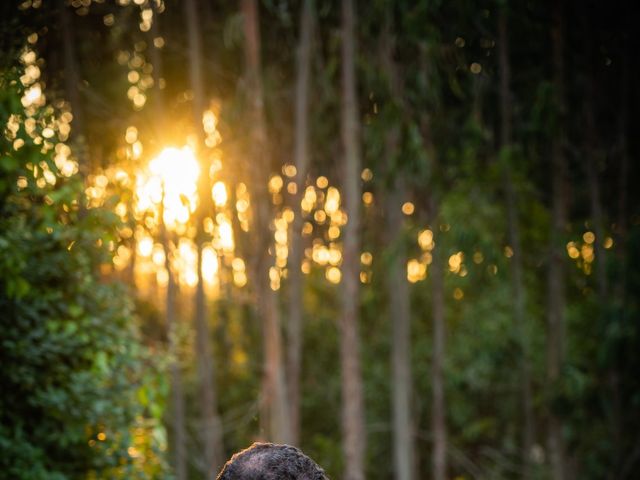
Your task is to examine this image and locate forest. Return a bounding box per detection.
[0,0,638,479]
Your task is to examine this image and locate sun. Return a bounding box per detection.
[137,146,200,229]
[132,145,239,290]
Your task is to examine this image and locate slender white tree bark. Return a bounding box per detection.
[340,0,366,478]
[380,18,415,480]
[241,0,292,444]
[184,0,225,474]
[547,2,568,478]
[498,8,536,473]
[287,0,314,446]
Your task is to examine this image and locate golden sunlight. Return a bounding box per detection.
[138,146,200,229]
[212,181,228,207]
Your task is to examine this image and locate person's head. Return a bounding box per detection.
[216,442,329,480]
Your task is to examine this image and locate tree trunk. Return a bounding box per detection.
[582,34,613,476]
[387,185,415,480]
[194,241,224,477]
[497,8,536,471]
[548,2,568,479]
[150,10,188,479]
[58,0,88,176]
[340,0,366,478]
[612,43,630,477]
[184,0,225,474]
[159,193,187,480]
[418,43,447,480]
[615,47,629,305]
[287,0,314,446]
[169,312,188,480]
[241,0,292,444]
[430,206,446,480]
[380,19,415,480]
[582,18,607,301]
[148,0,165,140]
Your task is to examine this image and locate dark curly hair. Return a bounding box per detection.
[216,442,329,480]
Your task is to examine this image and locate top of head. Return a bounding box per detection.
[216,442,329,480]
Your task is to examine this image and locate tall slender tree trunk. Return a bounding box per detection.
[58,0,88,176]
[430,208,446,480]
[287,0,314,446]
[387,182,415,480]
[418,42,447,480]
[168,282,187,480]
[582,33,613,476]
[497,8,536,471]
[241,0,292,444]
[160,196,187,480]
[194,236,224,477]
[611,44,630,476]
[548,2,568,479]
[582,20,607,301]
[149,9,188,479]
[148,0,165,143]
[184,0,224,475]
[387,181,415,480]
[340,1,366,478]
[380,19,415,480]
[615,48,629,305]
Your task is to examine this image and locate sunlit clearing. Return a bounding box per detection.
[402,201,415,215]
[316,176,328,189]
[232,257,248,287]
[325,187,340,214]
[149,146,200,196]
[138,146,200,229]
[177,238,198,287]
[283,164,297,177]
[269,174,283,194]
[212,181,227,207]
[567,242,580,259]
[448,252,464,274]
[407,259,427,283]
[361,168,373,181]
[270,266,281,290]
[202,245,219,285]
[215,213,234,252]
[326,266,342,284]
[138,236,153,257]
[418,229,434,250]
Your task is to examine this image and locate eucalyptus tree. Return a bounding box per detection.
[497,5,536,472]
[184,0,225,475]
[241,0,292,445]
[57,1,88,176]
[547,1,568,478]
[379,8,415,480]
[287,0,314,446]
[339,0,366,478]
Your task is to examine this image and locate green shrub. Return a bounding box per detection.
[0,64,168,479]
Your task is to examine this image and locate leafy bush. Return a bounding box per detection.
[0,64,168,479]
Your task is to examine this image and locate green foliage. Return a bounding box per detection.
[0,69,168,479]
[3,1,639,479]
